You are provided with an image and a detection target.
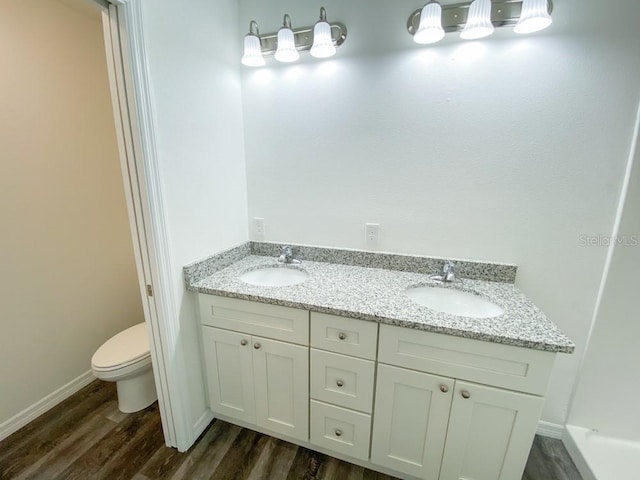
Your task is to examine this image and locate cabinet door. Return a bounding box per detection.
[202,327,255,424]
[439,381,544,480]
[371,364,453,479]
[252,336,309,442]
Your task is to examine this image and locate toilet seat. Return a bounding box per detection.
[92,354,152,381]
[92,323,150,372]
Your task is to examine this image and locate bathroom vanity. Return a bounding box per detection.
[186,243,574,480]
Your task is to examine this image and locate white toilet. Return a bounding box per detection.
[91,322,157,413]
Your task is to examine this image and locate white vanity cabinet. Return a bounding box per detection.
[371,324,552,480]
[199,295,309,442]
[198,294,557,480]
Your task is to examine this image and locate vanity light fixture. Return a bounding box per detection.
[274,15,300,63]
[240,7,347,67]
[241,21,265,67]
[514,0,553,34]
[407,0,554,45]
[413,2,446,45]
[460,0,495,39]
[310,7,337,58]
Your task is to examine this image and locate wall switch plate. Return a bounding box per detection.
[253,217,265,240]
[365,223,380,248]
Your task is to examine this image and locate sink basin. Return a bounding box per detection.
[239,267,309,287]
[405,286,504,318]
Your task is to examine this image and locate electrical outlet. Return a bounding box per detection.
[253,217,265,240]
[365,223,380,249]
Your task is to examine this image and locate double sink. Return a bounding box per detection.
[239,265,504,319]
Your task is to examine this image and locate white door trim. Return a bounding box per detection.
[100,0,188,449]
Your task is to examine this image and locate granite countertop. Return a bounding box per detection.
[188,253,574,354]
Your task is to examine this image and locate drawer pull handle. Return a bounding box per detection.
[253,343,261,350]
[336,380,344,388]
[240,339,248,346]
[335,429,343,437]
[440,385,449,393]
[338,332,347,340]
[461,390,471,399]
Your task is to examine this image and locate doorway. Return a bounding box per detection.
[0,0,144,440]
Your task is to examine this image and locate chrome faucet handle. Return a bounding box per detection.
[443,261,456,282]
[429,261,457,283]
[278,245,296,263]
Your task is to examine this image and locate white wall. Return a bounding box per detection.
[140,0,248,447]
[0,0,143,425]
[239,0,640,426]
[567,106,640,442]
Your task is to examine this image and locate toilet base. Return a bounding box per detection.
[116,367,157,413]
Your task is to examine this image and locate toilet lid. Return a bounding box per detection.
[92,323,150,369]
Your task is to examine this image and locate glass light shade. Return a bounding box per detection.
[310,21,336,58]
[241,34,265,67]
[414,2,445,45]
[460,0,494,40]
[514,0,552,34]
[274,27,300,63]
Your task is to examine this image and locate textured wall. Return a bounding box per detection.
[568,106,640,441]
[0,0,143,426]
[141,0,249,447]
[239,0,640,425]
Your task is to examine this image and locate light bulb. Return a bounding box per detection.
[311,21,336,58]
[414,2,445,45]
[241,34,265,67]
[275,15,299,63]
[311,7,336,58]
[514,0,552,34]
[460,0,494,40]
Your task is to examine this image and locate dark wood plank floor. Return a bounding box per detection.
[0,381,582,480]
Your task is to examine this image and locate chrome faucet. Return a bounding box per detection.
[278,245,300,264]
[430,261,456,283]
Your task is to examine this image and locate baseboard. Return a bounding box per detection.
[0,370,95,442]
[536,420,564,439]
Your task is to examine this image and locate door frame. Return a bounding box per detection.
[98,0,184,449]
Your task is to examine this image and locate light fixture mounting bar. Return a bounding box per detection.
[257,22,347,56]
[407,0,553,35]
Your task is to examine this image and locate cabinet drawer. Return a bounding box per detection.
[310,400,372,461]
[311,349,375,413]
[199,295,309,345]
[310,312,377,359]
[378,324,555,395]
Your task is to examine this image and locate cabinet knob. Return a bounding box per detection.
[440,385,449,393]
[461,390,471,399]
[335,429,343,437]
[240,339,248,346]
[253,343,261,350]
[338,332,347,340]
[336,380,344,388]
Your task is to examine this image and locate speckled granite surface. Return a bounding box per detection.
[249,242,518,283]
[183,243,250,286]
[188,255,574,354]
